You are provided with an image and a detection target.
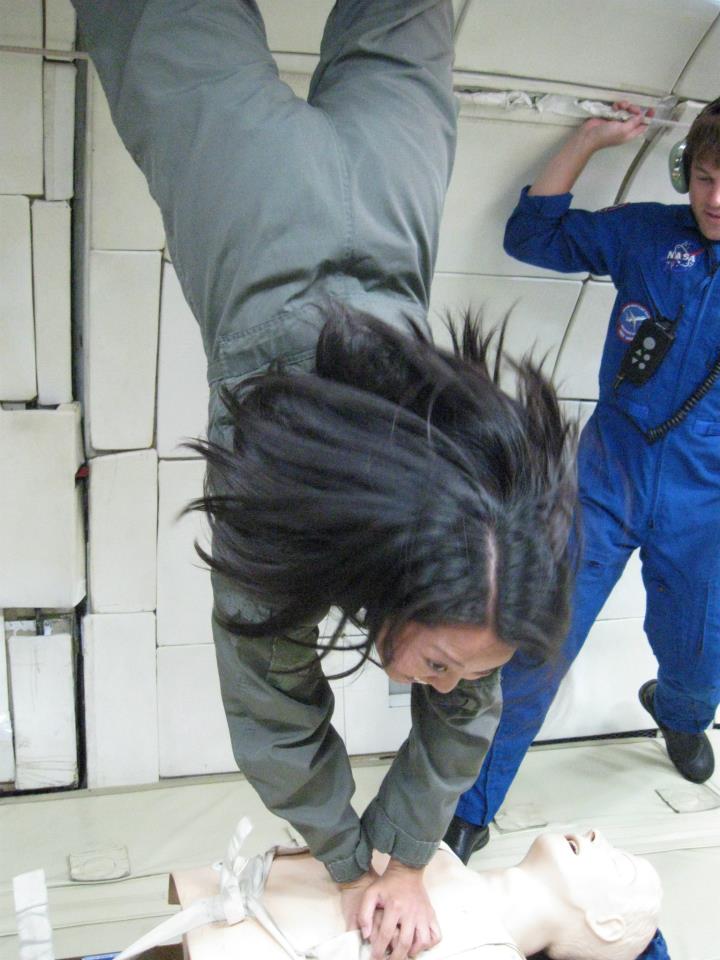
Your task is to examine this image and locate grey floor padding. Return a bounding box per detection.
[1,731,718,960]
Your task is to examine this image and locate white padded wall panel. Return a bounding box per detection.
[0,196,36,401]
[437,111,642,278]
[553,281,616,401]
[622,102,704,206]
[0,54,43,195]
[343,663,411,756]
[674,15,720,101]
[89,451,158,613]
[157,460,213,647]
[0,404,85,608]
[83,613,159,788]
[429,273,580,376]
[44,0,76,51]
[537,618,657,741]
[88,68,165,251]
[0,0,42,46]
[598,550,645,621]
[43,61,76,201]
[31,201,73,405]
[259,0,333,54]
[86,250,161,451]
[8,632,78,790]
[454,0,717,96]
[0,614,14,784]
[156,264,209,458]
[157,645,236,777]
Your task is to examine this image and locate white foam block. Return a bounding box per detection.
[86,250,161,451]
[0,613,15,784]
[83,613,159,788]
[31,201,72,405]
[0,404,86,608]
[0,196,36,402]
[9,632,78,790]
[157,644,236,777]
[156,264,209,458]
[0,0,42,46]
[538,617,658,741]
[88,450,158,613]
[88,67,165,251]
[553,280,616,401]
[44,0,76,51]
[157,460,213,646]
[0,53,43,195]
[43,60,76,201]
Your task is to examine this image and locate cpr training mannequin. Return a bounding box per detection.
[124,825,660,960]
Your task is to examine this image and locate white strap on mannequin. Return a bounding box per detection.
[13,870,55,960]
[115,817,309,960]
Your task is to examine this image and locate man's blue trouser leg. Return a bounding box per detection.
[455,546,629,827]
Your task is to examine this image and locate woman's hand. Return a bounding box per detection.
[354,859,441,960]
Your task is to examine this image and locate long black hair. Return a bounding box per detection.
[187,305,577,675]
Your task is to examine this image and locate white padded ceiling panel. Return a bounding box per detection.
[156,264,209,458]
[86,250,161,451]
[259,0,334,54]
[553,280,616,401]
[0,54,43,195]
[0,0,42,46]
[0,615,14,784]
[156,460,213,647]
[674,14,720,101]
[157,645,236,777]
[437,111,643,278]
[538,617,658,741]
[454,0,718,97]
[429,273,581,377]
[83,613,159,788]
[0,196,36,401]
[0,404,85,608]
[88,68,165,251]
[622,101,705,205]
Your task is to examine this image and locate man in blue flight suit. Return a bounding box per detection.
[446,97,720,862]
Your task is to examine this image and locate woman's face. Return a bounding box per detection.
[377,621,516,693]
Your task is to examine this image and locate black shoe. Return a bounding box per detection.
[639,680,715,784]
[443,815,490,864]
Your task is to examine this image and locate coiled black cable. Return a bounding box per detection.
[645,350,720,443]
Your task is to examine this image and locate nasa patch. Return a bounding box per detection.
[664,240,704,270]
[616,301,650,343]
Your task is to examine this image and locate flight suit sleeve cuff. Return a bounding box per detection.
[323,830,373,883]
[517,184,573,217]
[361,798,439,868]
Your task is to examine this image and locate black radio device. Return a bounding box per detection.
[613,317,676,390]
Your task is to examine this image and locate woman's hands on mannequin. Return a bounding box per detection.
[340,860,440,959]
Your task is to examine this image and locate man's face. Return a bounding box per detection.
[689,157,720,241]
[377,621,515,694]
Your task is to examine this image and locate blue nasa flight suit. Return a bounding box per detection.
[456,186,720,827]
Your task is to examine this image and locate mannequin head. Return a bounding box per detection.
[514,829,662,960]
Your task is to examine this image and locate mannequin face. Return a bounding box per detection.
[519,829,661,960]
[689,158,720,241]
[377,622,515,693]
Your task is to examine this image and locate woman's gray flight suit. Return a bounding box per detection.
[72,0,502,882]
